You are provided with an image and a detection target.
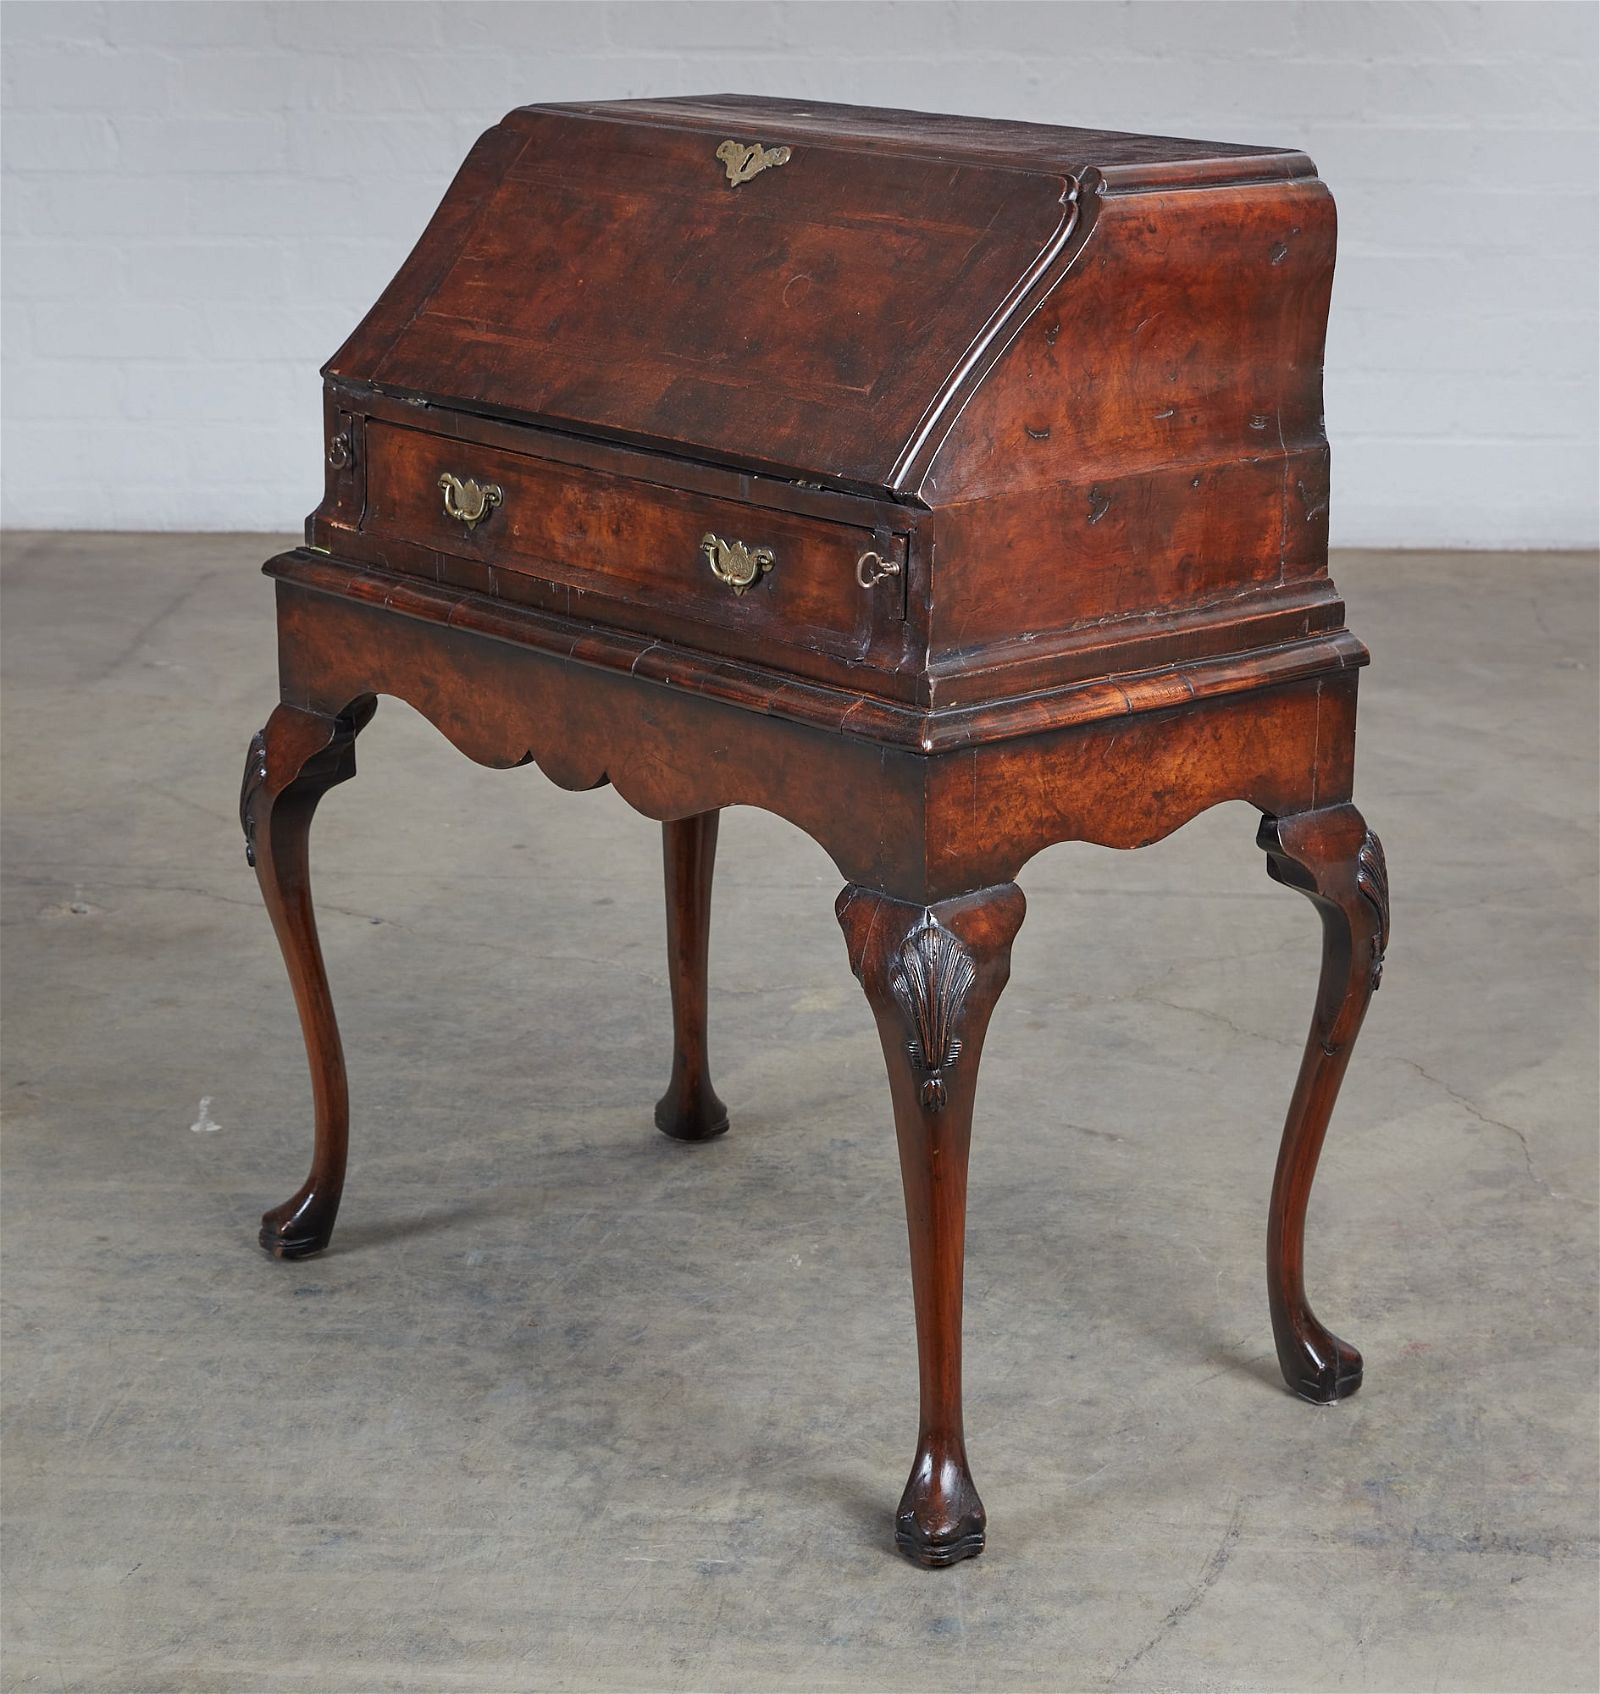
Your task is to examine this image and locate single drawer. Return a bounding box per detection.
[359,420,905,661]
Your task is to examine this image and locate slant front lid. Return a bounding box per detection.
[329,96,1304,495]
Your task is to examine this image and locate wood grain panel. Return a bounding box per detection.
[359,419,903,662]
[356,107,1071,490]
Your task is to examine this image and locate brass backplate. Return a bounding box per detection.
[715,139,791,187]
[701,532,775,595]
[438,472,502,530]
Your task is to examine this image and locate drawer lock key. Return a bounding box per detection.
[856,549,901,589]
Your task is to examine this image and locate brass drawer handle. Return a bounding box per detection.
[856,549,901,589]
[439,472,502,530]
[702,533,775,596]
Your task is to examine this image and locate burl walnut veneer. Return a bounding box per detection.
[240,96,1388,1568]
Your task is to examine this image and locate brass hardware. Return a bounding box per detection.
[715,138,791,187]
[855,550,901,589]
[701,533,775,595]
[327,431,353,470]
[438,472,502,530]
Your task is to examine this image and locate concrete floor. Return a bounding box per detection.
[1,533,1596,1693]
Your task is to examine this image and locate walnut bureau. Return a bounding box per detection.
[240,95,1389,1568]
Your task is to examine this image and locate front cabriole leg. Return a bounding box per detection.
[654,812,729,1142]
[1259,805,1390,1403]
[837,881,1026,1567]
[241,699,375,1259]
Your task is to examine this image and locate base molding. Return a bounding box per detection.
[267,549,1367,755]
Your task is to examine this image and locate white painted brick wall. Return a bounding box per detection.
[3,0,1595,545]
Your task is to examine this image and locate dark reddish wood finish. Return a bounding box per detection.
[837,883,1026,1565]
[241,698,374,1258]
[655,813,728,1142]
[926,173,1334,656]
[265,564,1359,899]
[360,418,907,681]
[310,96,1348,717]
[242,97,1388,1567]
[1260,806,1389,1402]
[330,108,1074,492]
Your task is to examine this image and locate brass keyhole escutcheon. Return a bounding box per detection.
[439,472,502,530]
[715,139,791,187]
[702,533,775,596]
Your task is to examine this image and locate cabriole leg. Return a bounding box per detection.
[1259,805,1390,1402]
[241,699,375,1259]
[654,812,728,1142]
[837,881,1026,1567]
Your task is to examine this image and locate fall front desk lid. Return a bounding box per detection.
[327,95,1308,497]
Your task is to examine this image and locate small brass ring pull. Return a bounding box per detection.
[855,549,902,589]
[702,532,775,596]
[438,472,502,530]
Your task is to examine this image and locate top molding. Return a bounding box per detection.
[551,94,1318,193]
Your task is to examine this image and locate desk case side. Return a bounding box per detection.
[917,167,1340,692]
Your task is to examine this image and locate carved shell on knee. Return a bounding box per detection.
[890,912,977,1112]
[1356,829,1390,990]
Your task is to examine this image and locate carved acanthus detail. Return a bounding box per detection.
[240,728,269,868]
[1356,828,1390,990]
[890,912,977,1112]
